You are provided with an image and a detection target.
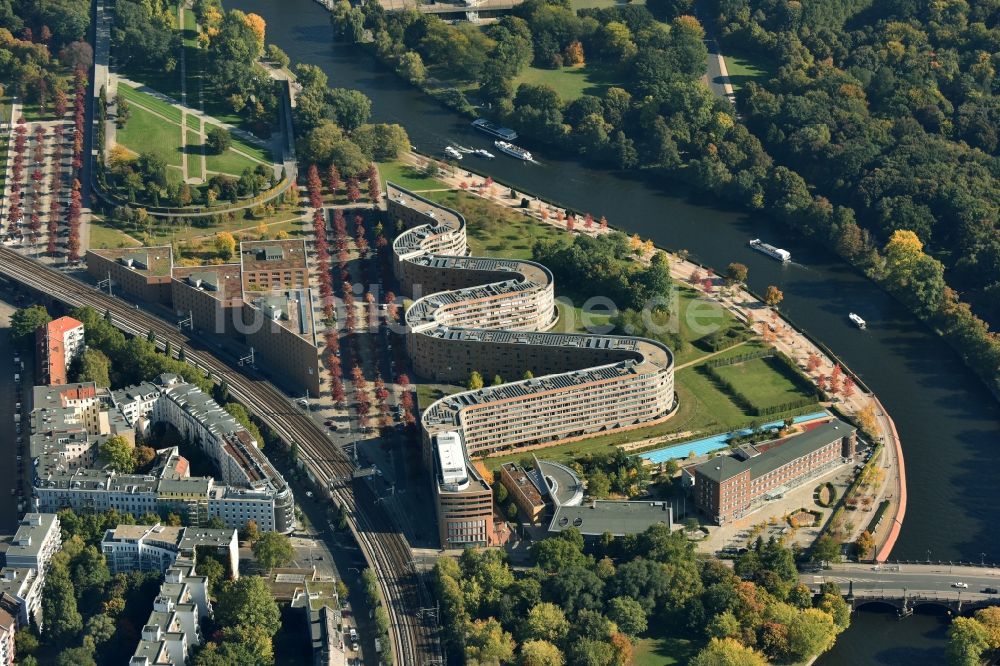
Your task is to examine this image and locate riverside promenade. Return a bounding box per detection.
[390,151,907,560]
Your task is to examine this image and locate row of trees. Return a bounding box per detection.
[435,524,849,665]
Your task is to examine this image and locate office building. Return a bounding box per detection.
[101,524,238,577]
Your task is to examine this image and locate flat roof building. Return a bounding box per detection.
[101,524,238,578]
[693,419,858,524]
[4,514,61,573]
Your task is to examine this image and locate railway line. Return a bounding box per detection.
[0,247,437,665]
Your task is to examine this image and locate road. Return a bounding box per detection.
[805,562,1000,597]
[704,38,736,106]
[0,296,28,535]
[0,248,440,665]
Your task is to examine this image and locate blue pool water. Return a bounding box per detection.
[638,411,830,464]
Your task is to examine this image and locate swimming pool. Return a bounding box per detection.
[638,411,830,464]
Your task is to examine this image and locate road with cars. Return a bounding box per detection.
[0,296,29,535]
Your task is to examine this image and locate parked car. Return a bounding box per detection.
[983,587,998,594]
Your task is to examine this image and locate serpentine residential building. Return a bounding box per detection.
[388,184,677,547]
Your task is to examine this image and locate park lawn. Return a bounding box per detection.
[205,146,266,178]
[88,218,143,249]
[513,63,620,101]
[378,160,448,192]
[186,114,201,131]
[265,216,312,240]
[633,634,697,666]
[165,166,185,187]
[416,383,464,411]
[712,356,815,409]
[550,300,613,334]
[723,50,776,91]
[186,130,203,180]
[118,105,184,167]
[117,84,184,125]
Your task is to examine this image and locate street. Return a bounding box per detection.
[0,294,30,535]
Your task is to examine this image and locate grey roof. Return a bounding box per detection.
[548,501,672,537]
[5,514,57,563]
[531,458,584,507]
[695,419,856,484]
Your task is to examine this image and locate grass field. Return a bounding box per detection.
[185,130,203,180]
[513,64,620,101]
[633,634,696,666]
[185,114,201,131]
[205,147,265,177]
[89,218,142,249]
[118,105,183,167]
[723,50,776,91]
[378,161,448,192]
[712,356,814,409]
[117,84,183,125]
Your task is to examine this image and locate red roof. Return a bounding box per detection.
[46,315,84,337]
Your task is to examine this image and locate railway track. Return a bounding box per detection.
[0,247,437,665]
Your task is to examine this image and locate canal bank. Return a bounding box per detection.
[232,1,1000,662]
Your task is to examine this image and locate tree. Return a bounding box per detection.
[947,617,990,666]
[266,44,289,69]
[215,576,282,637]
[855,531,875,561]
[786,608,837,660]
[84,613,116,647]
[328,88,372,132]
[645,0,694,21]
[73,348,111,386]
[725,262,748,286]
[466,618,515,665]
[607,596,647,637]
[252,531,295,570]
[765,285,784,308]
[43,564,82,642]
[56,647,96,666]
[811,535,841,563]
[14,628,39,657]
[243,519,262,544]
[10,304,50,348]
[974,607,1000,650]
[215,232,237,260]
[520,640,564,666]
[690,637,768,666]
[206,126,232,154]
[468,370,485,390]
[99,435,135,473]
[524,602,570,643]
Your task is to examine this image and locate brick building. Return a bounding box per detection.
[693,419,857,524]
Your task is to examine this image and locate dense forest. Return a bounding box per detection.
[331,0,1000,401]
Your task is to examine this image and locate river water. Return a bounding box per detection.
[234,0,999,661]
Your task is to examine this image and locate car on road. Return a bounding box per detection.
[306,491,314,498]
[952,582,969,588]
[983,587,998,594]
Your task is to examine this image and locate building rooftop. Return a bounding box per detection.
[46,316,83,337]
[548,500,672,537]
[695,418,856,484]
[501,463,544,507]
[171,264,244,303]
[532,458,584,507]
[244,289,315,340]
[5,513,58,563]
[90,246,173,277]
[240,239,308,273]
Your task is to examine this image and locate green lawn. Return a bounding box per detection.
[88,218,142,249]
[550,300,613,334]
[416,383,463,411]
[633,634,697,666]
[378,161,448,192]
[712,356,815,409]
[117,84,183,125]
[513,64,620,101]
[722,50,776,91]
[118,105,183,167]
[205,146,267,177]
[185,114,201,131]
[186,130,203,180]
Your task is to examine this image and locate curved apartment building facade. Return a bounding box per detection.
[388,184,677,547]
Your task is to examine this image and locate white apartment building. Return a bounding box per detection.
[101,524,238,578]
[129,558,212,666]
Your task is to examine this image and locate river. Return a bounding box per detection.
[233,1,1000,662]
